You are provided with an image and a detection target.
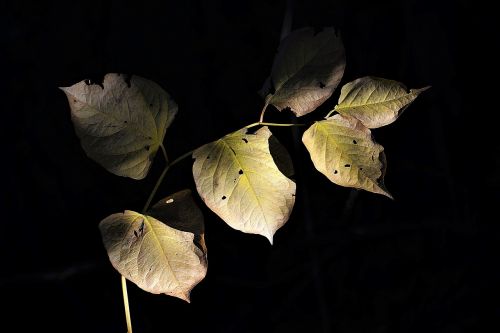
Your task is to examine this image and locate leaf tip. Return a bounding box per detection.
[266,233,274,245]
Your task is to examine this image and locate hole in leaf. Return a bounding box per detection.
[166,198,174,203]
[222,196,227,200]
[206,155,210,159]
[344,164,350,167]
[84,79,92,85]
[124,120,128,124]
[319,82,326,88]
[134,230,138,237]
[149,103,153,107]
[238,169,243,175]
[360,168,363,170]
[242,138,248,143]
[334,170,338,174]
[353,140,357,144]
[73,99,77,103]
[145,146,150,151]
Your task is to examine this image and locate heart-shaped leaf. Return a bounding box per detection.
[192,126,296,244]
[99,209,206,302]
[302,114,392,198]
[334,77,430,128]
[61,73,178,179]
[260,27,346,117]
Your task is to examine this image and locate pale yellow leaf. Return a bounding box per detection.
[302,114,392,198]
[61,73,178,179]
[334,76,429,128]
[192,127,296,243]
[99,210,206,302]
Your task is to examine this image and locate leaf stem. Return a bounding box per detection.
[169,150,194,167]
[258,101,270,123]
[325,109,337,118]
[121,275,133,333]
[160,143,169,164]
[244,122,305,129]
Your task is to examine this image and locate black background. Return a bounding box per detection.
[2,0,497,332]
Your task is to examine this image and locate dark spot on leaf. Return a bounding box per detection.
[147,136,152,140]
[360,168,363,170]
[239,169,243,175]
[73,99,77,103]
[206,155,210,159]
[353,140,357,144]
[345,164,351,167]
[124,74,132,88]
[149,103,153,107]
[222,196,227,200]
[319,82,326,88]
[334,170,338,174]
[124,120,128,124]
[145,146,150,151]
[134,230,138,237]
[242,138,248,143]
[371,156,374,161]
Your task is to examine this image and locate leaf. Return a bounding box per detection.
[334,76,430,128]
[99,210,207,302]
[302,114,392,198]
[148,189,206,253]
[260,27,346,117]
[61,73,178,179]
[192,126,296,244]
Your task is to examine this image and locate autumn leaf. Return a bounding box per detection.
[260,27,346,117]
[192,127,296,243]
[61,73,177,179]
[302,114,392,198]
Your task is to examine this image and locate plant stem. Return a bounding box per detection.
[142,164,170,213]
[169,150,193,167]
[244,122,305,129]
[121,275,133,333]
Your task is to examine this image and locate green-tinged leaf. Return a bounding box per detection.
[302,114,392,198]
[61,73,178,179]
[260,27,345,117]
[148,189,206,253]
[192,126,296,244]
[99,210,206,302]
[334,76,430,128]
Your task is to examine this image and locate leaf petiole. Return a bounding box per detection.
[244,122,305,129]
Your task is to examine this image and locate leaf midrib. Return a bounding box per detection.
[335,90,415,110]
[218,138,273,236]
